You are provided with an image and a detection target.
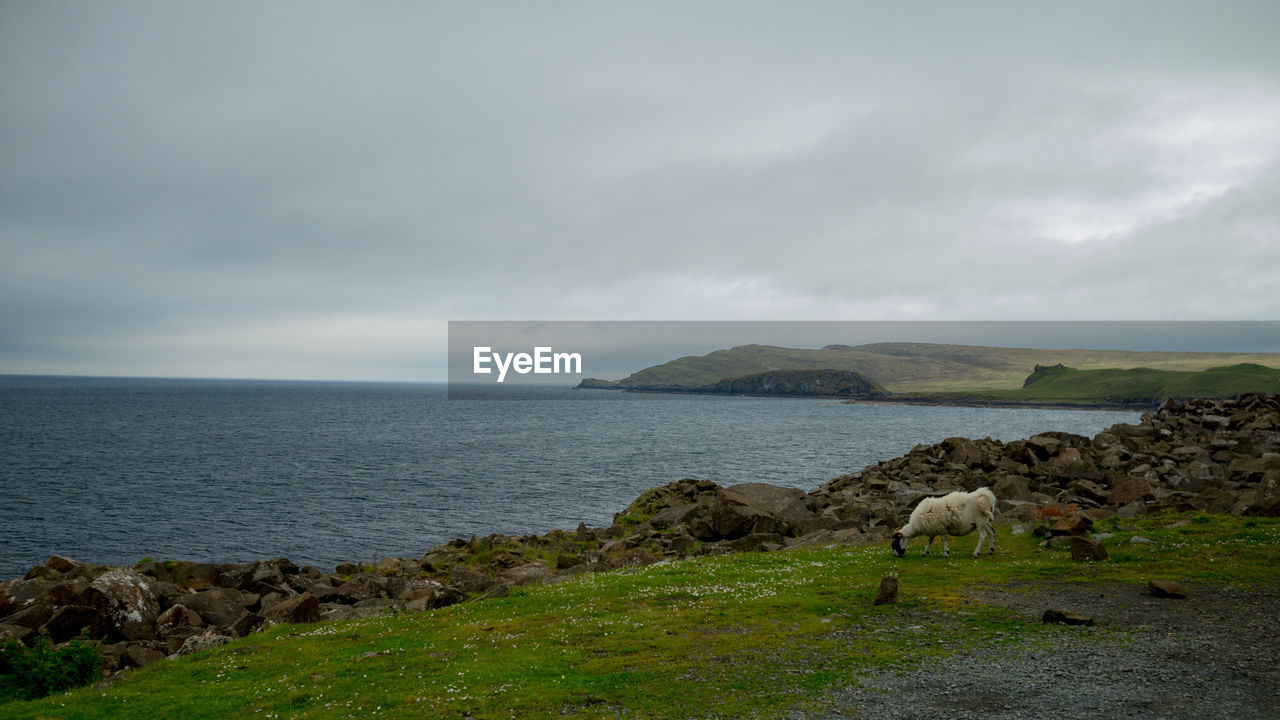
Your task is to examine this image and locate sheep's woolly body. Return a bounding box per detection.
[893,487,997,558]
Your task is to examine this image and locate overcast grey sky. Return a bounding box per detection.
[3,2,1278,381]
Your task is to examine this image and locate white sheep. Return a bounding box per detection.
[891,487,997,558]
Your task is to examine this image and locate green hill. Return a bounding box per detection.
[584,342,1280,394]
[641,368,889,398]
[913,362,1280,407]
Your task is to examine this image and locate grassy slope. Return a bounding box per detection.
[907,363,1280,407]
[5,513,1278,720]
[614,343,1280,394]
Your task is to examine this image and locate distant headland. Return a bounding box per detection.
[574,342,1280,408]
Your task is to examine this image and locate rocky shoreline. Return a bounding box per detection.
[3,393,1278,678]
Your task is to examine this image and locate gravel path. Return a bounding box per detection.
[788,581,1280,720]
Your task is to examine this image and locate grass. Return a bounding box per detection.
[3,512,1278,720]
[598,342,1280,394]
[906,363,1280,407]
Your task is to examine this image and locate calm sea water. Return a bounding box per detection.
[0,377,1141,578]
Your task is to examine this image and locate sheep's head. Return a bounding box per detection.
[891,531,907,557]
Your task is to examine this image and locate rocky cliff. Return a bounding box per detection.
[3,393,1278,678]
[652,368,888,398]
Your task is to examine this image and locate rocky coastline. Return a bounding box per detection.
[3,393,1278,679]
[578,368,888,399]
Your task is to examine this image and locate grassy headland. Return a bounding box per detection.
[579,342,1280,395]
[886,362,1280,408]
[4,512,1278,720]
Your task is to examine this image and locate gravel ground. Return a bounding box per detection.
[788,581,1280,720]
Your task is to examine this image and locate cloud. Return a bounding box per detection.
[2,2,1278,379]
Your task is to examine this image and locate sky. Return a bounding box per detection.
[2,1,1279,381]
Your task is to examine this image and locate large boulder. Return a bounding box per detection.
[263,593,320,625]
[155,603,205,638]
[648,502,705,530]
[84,569,161,635]
[711,483,815,539]
[498,564,551,587]
[175,588,250,628]
[1108,475,1156,506]
[40,605,108,643]
[333,574,389,604]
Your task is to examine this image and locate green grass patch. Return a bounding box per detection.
[601,342,1280,394]
[4,513,1278,719]
[905,363,1280,407]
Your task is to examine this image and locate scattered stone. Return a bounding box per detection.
[1070,536,1109,563]
[873,577,899,606]
[1042,609,1096,626]
[1129,536,1154,544]
[1051,515,1093,536]
[1148,580,1188,599]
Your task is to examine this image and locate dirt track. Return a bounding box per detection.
[789,581,1280,720]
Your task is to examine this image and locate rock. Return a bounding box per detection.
[479,584,510,600]
[3,599,56,630]
[1069,536,1109,562]
[0,622,35,645]
[449,567,495,594]
[320,604,358,622]
[497,564,551,587]
[119,620,157,642]
[230,610,265,637]
[711,484,813,539]
[177,632,233,656]
[648,503,704,530]
[873,577,898,606]
[991,475,1034,503]
[263,593,320,625]
[1042,609,1095,626]
[123,642,167,669]
[333,574,389,603]
[248,562,286,592]
[610,549,659,568]
[786,529,838,549]
[1050,514,1093,536]
[155,604,204,638]
[40,605,108,643]
[167,562,220,590]
[257,592,284,613]
[175,588,249,628]
[394,579,444,602]
[45,555,80,574]
[334,562,361,575]
[1070,479,1109,504]
[1148,580,1187,599]
[85,568,161,630]
[1026,435,1062,460]
[1051,447,1084,468]
[1108,475,1155,506]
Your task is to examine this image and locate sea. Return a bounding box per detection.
[0,376,1142,579]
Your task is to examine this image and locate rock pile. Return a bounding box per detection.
[0,555,462,673]
[3,393,1278,676]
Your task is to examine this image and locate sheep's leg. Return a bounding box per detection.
[921,536,933,556]
[987,521,996,555]
[941,535,950,558]
[972,526,986,558]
